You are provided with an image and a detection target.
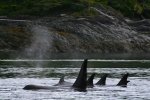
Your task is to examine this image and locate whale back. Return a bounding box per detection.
[87,73,96,88]
[96,74,108,85]
[23,85,51,90]
[23,85,38,90]
[72,59,87,92]
[117,73,130,87]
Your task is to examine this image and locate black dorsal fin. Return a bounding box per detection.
[72,59,88,92]
[117,73,130,87]
[59,76,65,84]
[96,74,108,85]
[87,73,96,87]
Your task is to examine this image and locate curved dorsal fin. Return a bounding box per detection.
[59,76,65,84]
[87,73,96,87]
[72,59,88,92]
[96,74,108,85]
[117,73,130,87]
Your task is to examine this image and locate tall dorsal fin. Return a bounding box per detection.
[87,73,96,87]
[72,59,88,92]
[59,76,65,84]
[96,74,108,85]
[117,73,130,87]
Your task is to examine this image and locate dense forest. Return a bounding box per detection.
[0,0,150,19]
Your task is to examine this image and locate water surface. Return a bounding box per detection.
[0,60,150,100]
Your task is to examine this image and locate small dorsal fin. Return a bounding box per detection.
[59,76,65,84]
[72,59,88,92]
[96,74,108,85]
[87,73,96,87]
[117,73,130,87]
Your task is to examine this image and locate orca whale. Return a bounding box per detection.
[55,73,96,88]
[23,59,88,92]
[72,59,87,92]
[117,73,130,87]
[23,84,54,90]
[58,76,65,84]
[95,74,108,86]
[53,76,72,87]
[23,76,72,90]
[87,73,96,88]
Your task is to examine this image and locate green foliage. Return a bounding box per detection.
[72,7,99,17]
[0,0,150,18]
[108,0,150,18]
[95,0,108,5]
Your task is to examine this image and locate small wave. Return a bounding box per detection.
[0,59,150,62]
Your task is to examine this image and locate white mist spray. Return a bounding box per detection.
[24,25,53,67]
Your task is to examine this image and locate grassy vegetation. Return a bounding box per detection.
[0,0,150,18]
[107,0,150,18]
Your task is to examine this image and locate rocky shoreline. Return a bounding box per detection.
[0,7,150,58]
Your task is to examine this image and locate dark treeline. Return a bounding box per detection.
[0,0,150,19]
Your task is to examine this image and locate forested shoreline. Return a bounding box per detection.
[0,0,150,19]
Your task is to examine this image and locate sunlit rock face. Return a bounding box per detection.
[0,6,150,58]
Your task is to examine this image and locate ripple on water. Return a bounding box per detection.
[0,75,150,100]
[0,63,150,99]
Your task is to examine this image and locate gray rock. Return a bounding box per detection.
[0,6,150,58]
